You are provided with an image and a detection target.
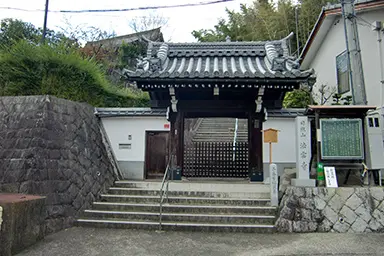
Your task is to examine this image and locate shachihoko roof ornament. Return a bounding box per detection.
[123,32,314,80]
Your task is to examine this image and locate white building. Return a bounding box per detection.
[300,0,384,106]
[96,108,305,181]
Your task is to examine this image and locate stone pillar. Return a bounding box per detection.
[291,116,316,187]
[269,164,278,206]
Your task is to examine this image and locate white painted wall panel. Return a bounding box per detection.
[101,117,169,162]
[263,118,297,163]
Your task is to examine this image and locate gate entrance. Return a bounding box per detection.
[124,37,316,181]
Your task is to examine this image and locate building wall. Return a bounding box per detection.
[101,115,298,180]
[263,117,297,178]
[309,9,384,106]
[101,117,170,179]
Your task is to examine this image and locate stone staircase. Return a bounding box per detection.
[193,118,248,142]
[77,181,277,232]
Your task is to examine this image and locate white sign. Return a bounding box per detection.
[324,167,338,188]
[269,164,278,206]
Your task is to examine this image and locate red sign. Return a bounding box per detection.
[164,123,170,129]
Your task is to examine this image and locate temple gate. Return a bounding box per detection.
[124,35,315,181]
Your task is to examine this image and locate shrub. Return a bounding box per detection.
[0,41,149,107]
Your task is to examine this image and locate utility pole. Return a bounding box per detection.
[341,0,367,105]
[41,0,49,44]
[372,21,384,107]
[295,6,300,57]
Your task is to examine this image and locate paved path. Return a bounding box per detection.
[17,227,384,256]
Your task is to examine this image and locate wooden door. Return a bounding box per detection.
[145,131,169,179]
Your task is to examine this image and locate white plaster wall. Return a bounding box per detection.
[263,118,297,163]
[101,116,169,162]
[309,9,384,106]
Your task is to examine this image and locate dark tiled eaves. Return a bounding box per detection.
[268,108,305,118]
[95,107,305,118]
[95,108,166,118]
[126,56,313,80]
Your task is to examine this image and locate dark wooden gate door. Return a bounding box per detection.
[145,131,169,179]
[183,141,249,178]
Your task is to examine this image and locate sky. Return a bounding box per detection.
[0,0,254,43]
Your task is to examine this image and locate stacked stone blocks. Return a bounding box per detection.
[276,186,384,233]
[0,96,117,233]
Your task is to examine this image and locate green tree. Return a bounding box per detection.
[0,18,71,47]
[283,88,313,108]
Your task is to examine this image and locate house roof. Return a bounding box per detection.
[124,34,314,84]
[94,107,305,118]
[84,27,163,48]
[300,0,384,69]
[305,105,376,116]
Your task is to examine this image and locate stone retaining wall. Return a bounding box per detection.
[276,186,384,233]
[0,96,117,234]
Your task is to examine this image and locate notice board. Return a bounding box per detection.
[320,118,364,160]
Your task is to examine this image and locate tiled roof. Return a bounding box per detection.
[95,107,305,118]
[124,35,314,81]
[94,108,166,117]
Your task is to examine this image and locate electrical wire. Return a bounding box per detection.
[0,0,234,13]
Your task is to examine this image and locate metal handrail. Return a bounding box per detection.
[159,155,172,230]
[232,118,239,161]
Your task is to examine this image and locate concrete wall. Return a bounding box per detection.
[101,116,170,179]
[308,9,384,106]
[0,96,117,234]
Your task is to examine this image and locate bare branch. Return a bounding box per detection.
[129,11,169,33]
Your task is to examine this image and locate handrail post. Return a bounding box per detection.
[159,155,172,231]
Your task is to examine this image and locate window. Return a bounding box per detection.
[369,118,374,127]
[375,118,380,127]
[336,50,350,94]
[368,117,380,128]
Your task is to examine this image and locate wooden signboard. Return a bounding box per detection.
[320,118,364,160]
[264,128,279,143]
[263,128,279,164]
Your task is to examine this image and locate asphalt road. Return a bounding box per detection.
[16,227,384,256]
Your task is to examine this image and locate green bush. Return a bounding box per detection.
[0,41,149,107]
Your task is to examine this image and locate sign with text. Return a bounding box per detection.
[320,118,364,160]
[324,166,338,188]
[295,116,311,179]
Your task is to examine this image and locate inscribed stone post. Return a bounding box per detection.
[292,116,316,187]
[270,164,278,206]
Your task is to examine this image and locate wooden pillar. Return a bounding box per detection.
[169,110,184,179]
[248,112,263,181]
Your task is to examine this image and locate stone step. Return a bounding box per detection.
[100,194,271,206]
[76,218,276,233]
[92,202,277,215]
[108,188,271,199]
[113,181,270,194]
[81,210,276,225]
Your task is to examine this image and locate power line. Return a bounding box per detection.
[0,0,234,14]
